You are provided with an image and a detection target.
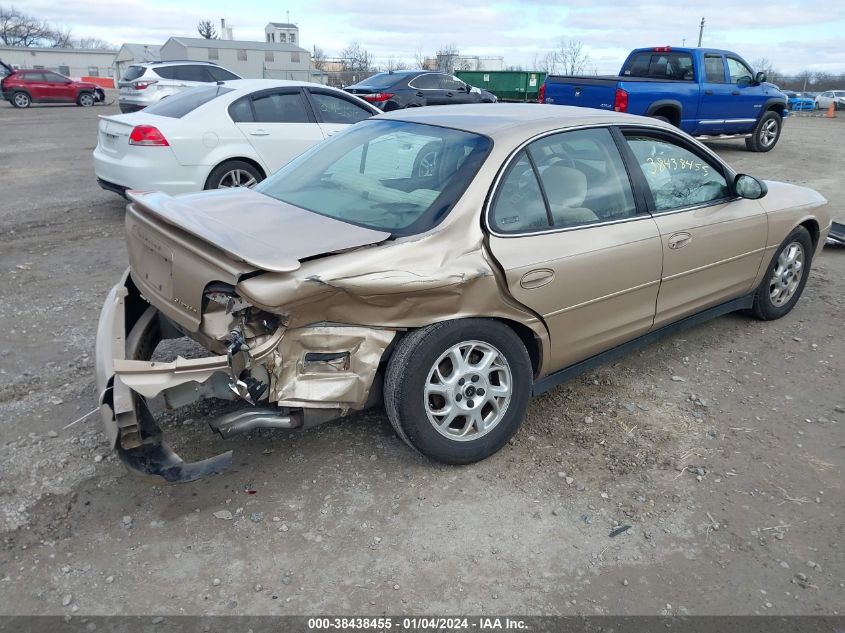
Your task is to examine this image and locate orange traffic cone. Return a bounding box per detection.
[826,103,836,118]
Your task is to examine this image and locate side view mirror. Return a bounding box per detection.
[734,174,768,200]
[755,71,767,84]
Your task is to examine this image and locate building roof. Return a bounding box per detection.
[164,37,307,54]
[267,23,298,29]
[0,44,117,54]
[118,43,161,61]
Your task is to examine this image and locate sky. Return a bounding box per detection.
[19,0,845,75]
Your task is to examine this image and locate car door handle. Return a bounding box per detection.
[520,268,555,289]
[415,92,424,97]
[667,232,692,250]
[704,89,714,95]
[446,92,454,97]
[249,130,270,136]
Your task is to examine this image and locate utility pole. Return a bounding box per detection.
[697,17,705,47]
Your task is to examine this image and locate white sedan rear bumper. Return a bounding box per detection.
[93,145,211,196]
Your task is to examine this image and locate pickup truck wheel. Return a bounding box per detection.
[745,111,781,152]
[748,226,812,320]
[384,319,532,465]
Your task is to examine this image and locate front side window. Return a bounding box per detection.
[410,73,440,89]
[251,91,310,123]
[177,65,213,82]
[624,134,729,211]
[43,72,67,83]
[310,92,373,124]
[726,58,753,84]
[438,74,464,90]
[491,127,637,232]
[256,119,492,235]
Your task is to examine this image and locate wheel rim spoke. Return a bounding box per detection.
[424,339,513,442]
[767,241,804,306]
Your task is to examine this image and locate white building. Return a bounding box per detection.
[160,37,318,82]
[264,22,299,45]
[0,45,117,82]
[113,43,161,82]
[455,56,505,72]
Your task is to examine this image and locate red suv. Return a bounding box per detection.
[1,63,105,109]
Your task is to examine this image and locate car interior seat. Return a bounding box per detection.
[540,165,598,226]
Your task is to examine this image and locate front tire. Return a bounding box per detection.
[78,92,95,107]
[384,319,532,465]
[12,91,30,108]
[205,160,264,190]
[749,226,813,320]
[745,111,781,152]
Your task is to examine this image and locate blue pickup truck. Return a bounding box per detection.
[539,47,789,152]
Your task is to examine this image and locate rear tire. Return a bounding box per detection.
[78,92,95,107]
[384,319,532,465]
[205,160,264,190]
[745,111,781,152]
[748,226,813,320]
[12,91,30,108]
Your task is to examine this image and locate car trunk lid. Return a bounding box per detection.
[125,189,391,331]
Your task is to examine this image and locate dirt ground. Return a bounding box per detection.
[0,102,842,617]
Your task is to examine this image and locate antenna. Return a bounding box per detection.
[697,16,705,47]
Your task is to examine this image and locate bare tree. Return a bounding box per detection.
[541,39,591,75]
[0,5,53,47]
[412,49,428,70]
[197,19,217,39]
[74,36,112,49]
[384,56,408,72]
[47,26,73,48]
[312,45,327,71]
[340,41,372,72]
[435,43,460,74]
[752,57,780,84]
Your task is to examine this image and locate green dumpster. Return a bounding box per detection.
[456,70,547,102]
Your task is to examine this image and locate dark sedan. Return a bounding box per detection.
[344,70,497,110]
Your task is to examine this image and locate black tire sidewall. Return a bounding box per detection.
[753,226,813,320]
[389,320,532,465]
[205,160,263,190]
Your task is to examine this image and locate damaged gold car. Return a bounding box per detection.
[95,104,831,483]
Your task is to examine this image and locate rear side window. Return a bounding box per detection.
[176,65,214,82]
[208,67,239,81]
[310,92,373,124]
[410,74,440,89]
[229,97,254,122]
[490,152,550,233]
[350,72,400,90]
[122,65,146,81]
[703,55,725,83]
[622,51,694,81]
[142,85,233,118]
[251,91,310,123]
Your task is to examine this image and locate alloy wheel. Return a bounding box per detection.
[760,118,779,148]
[768,241,804,306]
[13,93,29,107]
[79,93,95,107]
[217,169,258,188]
[424,340,513,441]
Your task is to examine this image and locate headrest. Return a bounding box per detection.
[541,165,587,208]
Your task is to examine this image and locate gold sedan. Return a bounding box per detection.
[95,104,831,482]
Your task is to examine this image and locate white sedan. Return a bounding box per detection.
[93,80,380,196]
[814,90,845,111]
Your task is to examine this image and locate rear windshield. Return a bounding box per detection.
[122,65,146,81]
[622,51,695,81]
[349,72,402,90]
[142,85,233,118]
[256,119,492,236]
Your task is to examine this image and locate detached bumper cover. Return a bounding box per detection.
[94,270,233,483]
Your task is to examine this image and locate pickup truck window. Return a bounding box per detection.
[624,134,729,212]
[726,58,754,84]
[704,55,726,83]
[621,52,694,81]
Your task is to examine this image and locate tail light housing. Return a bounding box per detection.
[652,46,672,52]
[129,125,169,146]
[538,82,546,104]
[614,88,629,113]
[361,92,394,103]
[133,80,157,90]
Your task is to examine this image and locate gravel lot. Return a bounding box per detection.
[0,101,843,616]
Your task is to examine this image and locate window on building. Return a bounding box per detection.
[289,33,296,43]
[88,67,100,77]
[58,65,70,76]
[265,50,274,63]
[237,49,247,61]
[279,32,286,42]
[33,65,45,70]
[266,33,271,42]
[291,51,300,63]
[208,47,219,60]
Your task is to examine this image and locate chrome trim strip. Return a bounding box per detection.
[661,247,767,282]
[544,279,661,318]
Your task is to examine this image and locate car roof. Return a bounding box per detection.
[133,60,219,67]
[221,79,348,92]
[375,103,660,137]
